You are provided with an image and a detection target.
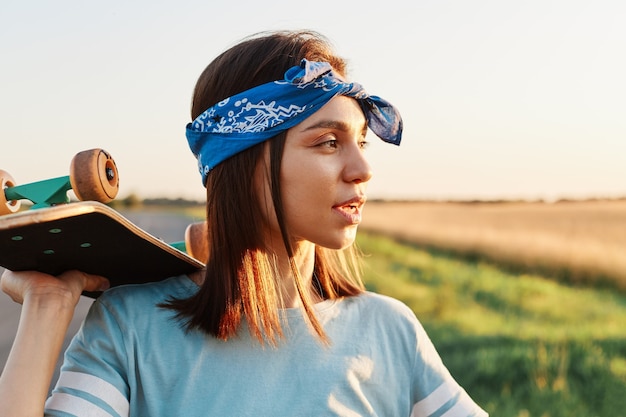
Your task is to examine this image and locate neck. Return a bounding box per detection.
[273,240,320,308]
[188,236,322,309]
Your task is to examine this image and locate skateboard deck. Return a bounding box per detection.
[0,201,205,297]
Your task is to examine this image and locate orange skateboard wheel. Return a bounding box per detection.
[184,221,209,263]
[70,149,119,203]
[0,169,21,215]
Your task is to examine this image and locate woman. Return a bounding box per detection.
[0,30,488,416]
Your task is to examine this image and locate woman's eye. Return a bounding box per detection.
[359,140,370,150]
[320,138,338,149]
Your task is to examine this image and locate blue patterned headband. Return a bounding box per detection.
[186,59,403,185]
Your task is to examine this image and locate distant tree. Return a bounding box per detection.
[108,193,143,209]
[123,193,142,208]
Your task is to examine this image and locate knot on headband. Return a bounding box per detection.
[186,59,403,185]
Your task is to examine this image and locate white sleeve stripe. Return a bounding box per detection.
[51,371,129,417]
[441,390,489,417]
[411,381,459,416]
[45,393,117,417]
[440,401,466,417]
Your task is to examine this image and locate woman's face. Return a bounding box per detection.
[257,95,373,250]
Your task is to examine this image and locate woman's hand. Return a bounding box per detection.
[0,270,109,416]
[1,269,110,307]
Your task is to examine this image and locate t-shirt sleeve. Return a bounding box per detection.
[44,296,131,417]
[410,315,488,417]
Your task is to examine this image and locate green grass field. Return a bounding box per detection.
[357,231,626,417]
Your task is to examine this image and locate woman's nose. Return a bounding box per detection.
[343,144,373,184]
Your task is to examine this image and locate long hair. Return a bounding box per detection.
[162,30,365,345]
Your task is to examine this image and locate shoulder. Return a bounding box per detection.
[345,291,419,322]
[335,292,425,342]
[94,275,197,316]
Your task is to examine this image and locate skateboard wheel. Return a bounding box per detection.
[70,149,119,203]
[184,221,209,263]
[0,169,21,214]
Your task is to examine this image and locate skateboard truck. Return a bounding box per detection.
[3,176,73,209]
[0,149,119,214]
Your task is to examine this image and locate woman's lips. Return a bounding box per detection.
[333,196,366,225]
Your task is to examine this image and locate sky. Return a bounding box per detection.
[1,0,625,202]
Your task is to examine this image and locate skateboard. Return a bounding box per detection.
[0,149,205,297]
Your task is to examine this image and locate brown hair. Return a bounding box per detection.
[163,30,364,345]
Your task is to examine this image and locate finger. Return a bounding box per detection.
[1,270,55,304]
[82,273,110,293]
[57,270,110,295]
[1,269,24,303]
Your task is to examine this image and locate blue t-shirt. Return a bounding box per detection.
[45,276,487,416]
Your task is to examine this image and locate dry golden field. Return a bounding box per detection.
[360,200,626,290]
